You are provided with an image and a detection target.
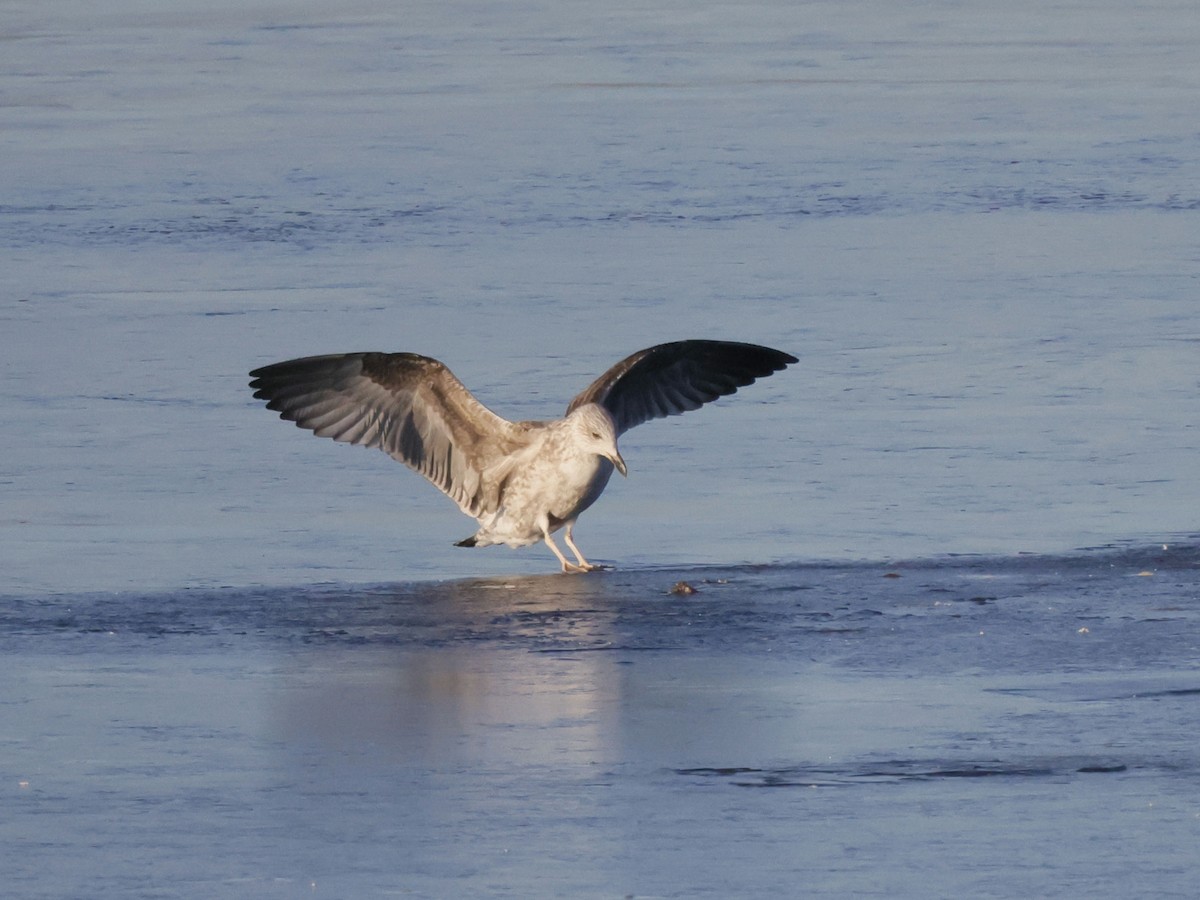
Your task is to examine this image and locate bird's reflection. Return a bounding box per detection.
[271,573,631,770]
[269,568,833,780]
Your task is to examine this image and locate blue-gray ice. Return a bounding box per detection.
[3,2,1200,897]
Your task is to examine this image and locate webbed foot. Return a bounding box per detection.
[560,561,610,574]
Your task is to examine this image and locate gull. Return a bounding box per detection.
[249,339,795,573]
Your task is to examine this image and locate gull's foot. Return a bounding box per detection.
[560,561,611,574]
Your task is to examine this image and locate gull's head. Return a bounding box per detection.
[570,403,627,476]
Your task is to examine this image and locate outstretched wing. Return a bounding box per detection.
[249,352,524,518]
[567,340,796,434]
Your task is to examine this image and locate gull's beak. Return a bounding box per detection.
[608,449,628,477]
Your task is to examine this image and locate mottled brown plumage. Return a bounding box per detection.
[249,340,795,572]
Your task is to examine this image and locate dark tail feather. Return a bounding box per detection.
[455,535,477,548]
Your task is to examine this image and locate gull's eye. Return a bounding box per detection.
[590,431,602,440]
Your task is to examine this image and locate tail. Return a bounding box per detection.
[454,535,478,548]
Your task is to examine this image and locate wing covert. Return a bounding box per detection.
[249,352,520,517]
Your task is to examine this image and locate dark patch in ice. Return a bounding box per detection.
[677,758,1134,787]
[3,542,1198,662]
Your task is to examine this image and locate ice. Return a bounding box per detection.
[6,1,1200,589]
[5,0,1199,591]
[3,0,1200,896]
[5,548,1200,897]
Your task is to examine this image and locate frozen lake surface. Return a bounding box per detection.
[5,546,1200,897]
[3,0,1199,896]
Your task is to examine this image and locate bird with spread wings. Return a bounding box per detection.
[249,339,795,573]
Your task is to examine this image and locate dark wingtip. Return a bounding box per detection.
[454,535,478,547]
[761,349,797,370]
[709,340,797,377]
[739,342,797,367]
[689,339,796,370]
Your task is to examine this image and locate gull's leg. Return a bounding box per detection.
[563,522,605,572]
[543,529,587,574]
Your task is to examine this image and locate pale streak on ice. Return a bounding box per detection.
[250,339,795,572]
